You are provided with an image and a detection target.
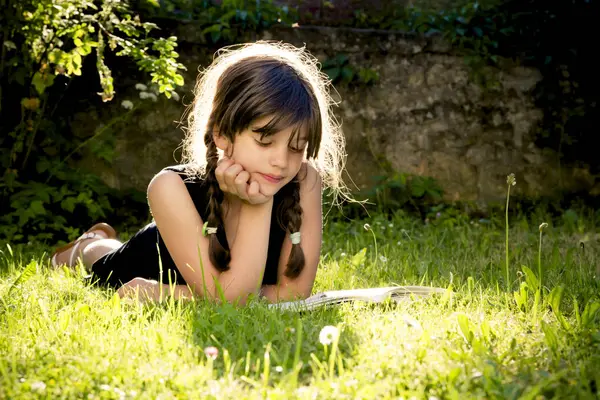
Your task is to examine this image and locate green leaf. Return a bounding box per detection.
[521,265,539,291]
[541,320,558,354]
[548,286,571,331]
[581,301,600,328]
[31,72,55,95]
[5,261,38,298]
[456,312,474,344]
[351,248,367,267]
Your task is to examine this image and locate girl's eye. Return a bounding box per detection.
[289,147,305,154]
[255,140,271,147]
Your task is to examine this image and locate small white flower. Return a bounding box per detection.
[275,366,283,373]
[139,91,149,99]
[363,223,371,231]
[120,100,133,110]
[31,381,46,392]
[539,222,549,232]
[113,387,126,399]
[135,83,148,91]
[170,91,180,101]
[100,384,111,391]
[147,92,158,102]
[388,223,393,228]
[379,255,388,263]
[319,325,339,345]
[340,252,346,257]
[204,346,219,360]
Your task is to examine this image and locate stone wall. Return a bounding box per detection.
[78,24,597,205]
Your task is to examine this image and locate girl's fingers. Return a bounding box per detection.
[247,180,259,198]
[215,159,234,186]
[247,180,270,204]
[234,171,250,200]
[222,163,243,190]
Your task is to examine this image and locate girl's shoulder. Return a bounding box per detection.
[160,164,207,184]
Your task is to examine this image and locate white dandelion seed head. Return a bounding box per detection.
[506,173,516,186]
[319,325,340,345]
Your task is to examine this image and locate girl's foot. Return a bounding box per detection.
[51,223,117,268]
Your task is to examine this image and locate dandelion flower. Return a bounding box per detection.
[319,325,339,345]
[363,223,371,231]
[120,100,133,110]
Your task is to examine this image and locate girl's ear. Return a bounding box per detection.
[213,131,230,153]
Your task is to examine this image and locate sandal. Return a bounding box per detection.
[51,223,117,268]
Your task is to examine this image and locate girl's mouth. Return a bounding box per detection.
[260,173,283,184]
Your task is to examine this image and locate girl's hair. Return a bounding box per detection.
[180,41,348,278]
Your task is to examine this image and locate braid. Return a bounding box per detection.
[278,180,305,278]
[204,122,231,271]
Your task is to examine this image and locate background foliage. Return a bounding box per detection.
[0,0,185,243]
[1,0,597,244]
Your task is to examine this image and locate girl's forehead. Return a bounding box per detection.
[250,115,309,141]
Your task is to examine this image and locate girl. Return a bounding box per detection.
[51,41,348,305]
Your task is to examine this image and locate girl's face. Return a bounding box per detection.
[214,116,309,197]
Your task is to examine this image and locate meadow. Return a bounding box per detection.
[1,200,599,399]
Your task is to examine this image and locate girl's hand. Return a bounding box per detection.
[215,157,272,205]
[117,277,161,302]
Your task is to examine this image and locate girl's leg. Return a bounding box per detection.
[81,239,122,271]
[52,225,119,270]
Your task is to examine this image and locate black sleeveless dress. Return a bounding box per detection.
[90,165,286,288]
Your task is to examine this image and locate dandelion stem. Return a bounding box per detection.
[505,185,511,292]
[538,223,548,300]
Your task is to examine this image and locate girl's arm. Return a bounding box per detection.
[117,278,195,302]
[147,170,272,304]
[261,164,323,303]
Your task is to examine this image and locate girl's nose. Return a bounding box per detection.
[269,144,289,169]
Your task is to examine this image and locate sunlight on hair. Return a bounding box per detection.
[180,41,350,204]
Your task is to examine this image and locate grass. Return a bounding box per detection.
[1,206,600,399]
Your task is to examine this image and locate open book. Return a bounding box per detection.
[268,286,449,311]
